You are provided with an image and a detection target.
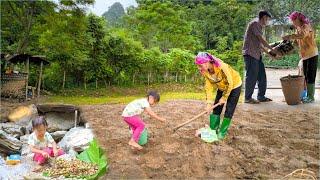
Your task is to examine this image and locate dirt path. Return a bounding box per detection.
[81,100,319,179]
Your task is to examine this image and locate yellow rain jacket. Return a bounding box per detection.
[204,62,242,104]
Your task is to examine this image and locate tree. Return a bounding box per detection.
[38,1,92,89]
[1,1,56,54]
[85,14,110,89]
[124,1,202,52]
[104,29,144,85]
[256,0,320,25]
[186,0,253,49]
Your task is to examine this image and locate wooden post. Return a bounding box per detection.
[25,57,29,101]
[74,110,78,127]
[62,70,66,89]
[37,61,43,98]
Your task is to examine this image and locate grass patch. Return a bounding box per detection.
[45,92,206,105]
[44,83,244,105]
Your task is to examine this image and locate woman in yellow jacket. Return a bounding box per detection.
[195,52,242,140]
[282,11,318,103]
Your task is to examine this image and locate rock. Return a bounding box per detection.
[21,144,32,156]
[58,127,94,152]
[45,112,76,132]
[19,134,29,144]
[50,130,67,142]
[68,148,78,158]
[8,104,38,126]
[0,123,26,139]
[0,130,22,154]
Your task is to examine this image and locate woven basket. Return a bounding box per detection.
[280,75,304,105]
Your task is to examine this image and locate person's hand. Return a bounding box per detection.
[218,98,226,105]
[282,35,291,41]
[41,151,49,158]
[267,49,281,60]
[53,149,58,157]
[266,52,277,60]
[270,48,281,56]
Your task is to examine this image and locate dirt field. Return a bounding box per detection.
[81,100,320,179]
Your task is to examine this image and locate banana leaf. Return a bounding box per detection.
[77,138,108,179]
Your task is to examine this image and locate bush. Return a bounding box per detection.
[264,53,300,68]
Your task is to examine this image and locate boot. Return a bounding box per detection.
[303,83,315,103]
[210,114,220,130]
[218,117,231,140]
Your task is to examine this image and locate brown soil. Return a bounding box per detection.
[2,98,319,179]
[81,100,320,179]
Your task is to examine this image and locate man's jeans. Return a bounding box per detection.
[244,55,267,100]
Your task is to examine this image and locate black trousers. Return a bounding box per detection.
[303,55,318,84]
[213,85,242,119]
[244,55,267,100]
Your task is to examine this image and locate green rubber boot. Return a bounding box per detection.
[138,128,148,146]
[210,114,220,130]
[304,83,315,103]
[218,117,231,140]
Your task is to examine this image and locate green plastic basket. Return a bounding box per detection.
[138,128,148,145]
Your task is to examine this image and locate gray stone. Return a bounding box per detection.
[50,130,67,142]
[45,112,76,132]
[0,130,22,154]
[21,144,32,156]
[19,134,29,144]
[58,127,94,152]
[0,123,26,139]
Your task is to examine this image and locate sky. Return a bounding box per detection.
[87,0,137,16]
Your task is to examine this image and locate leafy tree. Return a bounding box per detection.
[256,0,320,25]
[124,1,202,52]
[1,1,56,54]
[104,29,144,85]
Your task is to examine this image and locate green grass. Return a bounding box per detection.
[44,83,243,105]
[45,92,206,105]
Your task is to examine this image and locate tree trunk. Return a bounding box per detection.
[104,80,108,88]
[42,76,45,91]
[84,76,87,90]
[175,72,178,82]
[164,71,169,83]
[132,73,135,85]
[25,58,29,101]
[37,61,43,98]
[95,79,98,89]
[184,74,187,82]
[148,72,151,86]
[62,70,66,89]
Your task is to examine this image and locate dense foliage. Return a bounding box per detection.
[1,0,319,91]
